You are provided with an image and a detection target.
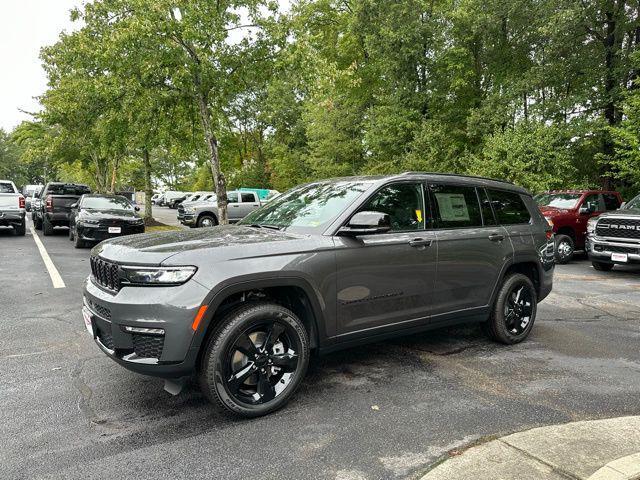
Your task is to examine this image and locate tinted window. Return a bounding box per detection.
[81,196,133,211]
[241,193,256,203]
[478,188,497,226]
[227,192,239,203]
[603,193,621,211]
[488,190,531,225]
[0,182,16,194]
[359,183,425,231]
[47,184,91,195]
[431,184,482,229]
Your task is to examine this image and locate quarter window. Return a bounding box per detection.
[488,190,531,225]
[359,183,425,231]
[431,184,483,229]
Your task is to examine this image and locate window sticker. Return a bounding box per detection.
[415,209,423,223]
[435,193,470,222]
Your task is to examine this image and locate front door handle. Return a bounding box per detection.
[488,233,505,242]
[409,238,432,248]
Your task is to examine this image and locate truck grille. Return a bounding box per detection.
[177,204,185,215]
[596,218,640,240]
[90,256,121,292]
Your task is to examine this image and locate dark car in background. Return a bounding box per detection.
[534,189,623,263]
[83,173,554,418]
[34,182,91,235]
[69,194,145,248]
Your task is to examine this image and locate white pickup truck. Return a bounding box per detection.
[0,180,26,236]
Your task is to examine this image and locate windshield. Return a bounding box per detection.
[239,181,371,233]
[626,195,640,210]
[534,193,581,209]
[81,196,133,211]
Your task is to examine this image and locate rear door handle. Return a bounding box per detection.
[409,238,432,248]
[488,233,505,242]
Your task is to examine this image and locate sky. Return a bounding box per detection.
[0,0,83,132]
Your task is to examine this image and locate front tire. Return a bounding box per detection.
[73,228,86,248]
[485,273,537,345]
[199,302,310,418]
[592,261,614,272]
[554,234,574,264]
[197,214,217,228]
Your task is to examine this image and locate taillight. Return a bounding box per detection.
[46,197,53,212]
[19,196,25,209]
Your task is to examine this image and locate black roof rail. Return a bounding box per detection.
[399,171,515,185]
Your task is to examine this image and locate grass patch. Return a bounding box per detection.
[146,224,181,232]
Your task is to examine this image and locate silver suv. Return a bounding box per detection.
[82,173,554,418]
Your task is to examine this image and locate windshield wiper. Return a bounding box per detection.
[248,223,281,230]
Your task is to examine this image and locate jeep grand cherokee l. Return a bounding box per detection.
[82,173,554,418]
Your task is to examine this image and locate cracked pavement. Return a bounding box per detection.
[1,219,640,480]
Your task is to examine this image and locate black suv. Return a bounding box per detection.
[82,173,554,417]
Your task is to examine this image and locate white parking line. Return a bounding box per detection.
[29,226,66,289]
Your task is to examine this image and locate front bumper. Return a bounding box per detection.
[77,223,145,242]
[586,235,640,265]
[82,276,210,378]
[0,210,25,227]
[180,214,196,226]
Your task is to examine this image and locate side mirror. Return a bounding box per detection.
[70,203,78,209]
[134,206,140,211]
[338,211,392,236]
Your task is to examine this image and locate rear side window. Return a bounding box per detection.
[0,182,16,194]
[603,193,621,211]
[241,193,256,203]
[488,190,531,225]
[430,184,483,229]
[478,188,497,226]
[47,184,91,195]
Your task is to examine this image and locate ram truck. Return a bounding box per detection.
[34,182,91,235]
[0,180,26,236]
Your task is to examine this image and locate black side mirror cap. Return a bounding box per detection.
[338,211,392,236]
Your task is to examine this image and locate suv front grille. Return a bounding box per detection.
[132,334,164,359]
[90,256,121,292]
[596,218,640,240]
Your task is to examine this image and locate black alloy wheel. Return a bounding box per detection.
[199,302,309,418]
[485,273,537,344]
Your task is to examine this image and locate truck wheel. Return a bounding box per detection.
[34,215,42,230]
[592,261,613,272]
[554,234,574,264]
[484,273,537,345]
[42,216,54,236]
[199,302,310,418]
[14,221,26,236]
[197,214,217,228]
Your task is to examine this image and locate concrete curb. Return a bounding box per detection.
[420,416,640,480]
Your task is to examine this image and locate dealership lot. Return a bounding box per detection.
[2,218,640,480]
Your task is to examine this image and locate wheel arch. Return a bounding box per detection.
[490,258,543,306]
[556,226,576,241]
[197,210,218,226]
[193,277,324,368]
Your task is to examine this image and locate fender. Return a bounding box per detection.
[189,274,328,352]
[488,253,545,307]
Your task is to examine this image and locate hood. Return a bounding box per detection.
[93,224,304,264]
[594,208,640,220]
[81,209,139,221]
[538,205,572,217]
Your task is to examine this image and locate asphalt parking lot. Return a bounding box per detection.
[2,218,640,480]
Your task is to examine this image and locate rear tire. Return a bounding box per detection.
[197,214,218,228]
[14,221,26,236]
[485,273,537,345]
[42,216,54,236]
[554,234,575,264]
[592,261,614,272]
[199,302,310,418]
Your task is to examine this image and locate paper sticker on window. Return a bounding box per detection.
[415,209,423,223]
[435,193,470,221]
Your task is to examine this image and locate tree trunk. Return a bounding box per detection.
[143,147,153,221]
[196,90,228,224]
[109,158,119,193]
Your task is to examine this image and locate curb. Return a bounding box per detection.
[420,416,640,480]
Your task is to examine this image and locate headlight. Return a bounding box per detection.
[587,217,598,234]
[121,266,197,285]
[130,218,144,225]
[183,207,195,214]
[79,219,100,225]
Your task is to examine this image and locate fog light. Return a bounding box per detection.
[123,326,165,335]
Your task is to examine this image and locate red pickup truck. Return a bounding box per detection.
[534,190,624,263]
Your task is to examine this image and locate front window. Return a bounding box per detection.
[239,181,371,233]
[81,196,134,211]
[358,183,425,231]
[534,193,582,209]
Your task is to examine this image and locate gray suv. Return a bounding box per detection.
[82,173,554,417]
